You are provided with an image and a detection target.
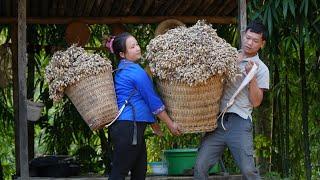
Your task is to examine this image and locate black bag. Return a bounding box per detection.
[29,155,80,177]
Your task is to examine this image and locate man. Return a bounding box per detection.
[194,20,269,180]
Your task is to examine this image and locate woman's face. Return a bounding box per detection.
[123,36,141,61]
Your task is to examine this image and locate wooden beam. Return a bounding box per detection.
[0,16,237,24]
[239,0,247,47]
[0,17,16,23]
[17,0,29,178]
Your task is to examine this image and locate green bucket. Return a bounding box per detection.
[163,148,220,175]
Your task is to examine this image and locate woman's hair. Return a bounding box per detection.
[105,32,132,59]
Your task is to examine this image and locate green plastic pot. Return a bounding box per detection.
[163,148,220,175]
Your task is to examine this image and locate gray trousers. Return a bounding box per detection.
[194,113,261,180]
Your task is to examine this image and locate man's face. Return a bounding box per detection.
[242,29,265,57]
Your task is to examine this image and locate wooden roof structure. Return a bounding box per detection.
[0,0,247,179]
[0,0,240,24]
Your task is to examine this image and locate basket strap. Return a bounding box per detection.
[112,62,131,73]
[217,64,258,130]
[105,64,135,128]
[105,89,137,127]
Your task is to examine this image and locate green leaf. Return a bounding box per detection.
[282,0,289,18]
[284,37,292,51]
[300,0,309,17]
[311,0,318,8]
[267,6,273,35]
[313,16,320,25]
[275,0,280,8]
[263,6,269,25]
[271,5,279,23]
[288,0,296,17]
[304,0,309,17]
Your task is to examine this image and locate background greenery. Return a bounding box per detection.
[0,0,320,179]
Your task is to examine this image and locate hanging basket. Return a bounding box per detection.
[65,22,91,47]
[155,19,185,36]
[27,100,44,122]
[157,76,223,133]
[65,71,118,131]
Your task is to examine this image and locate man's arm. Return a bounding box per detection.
[245,60,264,107]
[248,76,264,107]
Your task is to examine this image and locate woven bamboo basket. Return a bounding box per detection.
[65,71,118,131]
[157,76,223,133]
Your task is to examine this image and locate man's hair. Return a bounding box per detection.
[245,20,267,41]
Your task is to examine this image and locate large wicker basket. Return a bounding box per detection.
[157,76,223,133]
[65,71,118,131]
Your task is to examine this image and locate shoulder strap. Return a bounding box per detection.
[124,88,136,105]
[105,81,137,128]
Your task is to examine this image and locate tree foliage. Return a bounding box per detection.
[248,0,320,179]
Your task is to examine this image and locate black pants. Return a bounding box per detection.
[109,121,147,180]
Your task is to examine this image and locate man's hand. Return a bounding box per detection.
[245,60,257,74]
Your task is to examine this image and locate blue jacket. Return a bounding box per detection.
[114,59,165,123]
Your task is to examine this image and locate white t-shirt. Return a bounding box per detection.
[219,53,270,120]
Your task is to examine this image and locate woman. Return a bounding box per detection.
[106,32,181,180]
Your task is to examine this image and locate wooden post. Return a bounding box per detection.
[11,23,21,178]
[239,0,247,48]
[17,0,29,178]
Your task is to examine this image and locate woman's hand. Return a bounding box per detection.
[168,122,181,136]
[157,111,181,136]
[151,123,164,136]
